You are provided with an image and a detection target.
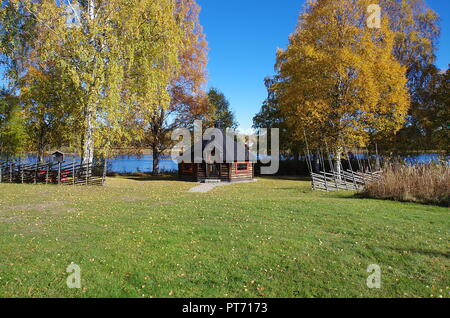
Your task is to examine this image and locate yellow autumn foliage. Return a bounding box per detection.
[274,0,410,154]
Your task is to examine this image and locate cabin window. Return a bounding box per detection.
[181,163,193,173]
[235,162,249,173]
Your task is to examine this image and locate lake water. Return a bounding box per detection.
[402,153,447,165]
[19,153,447,173]
[109,155,178,173]
[21,154,179,173]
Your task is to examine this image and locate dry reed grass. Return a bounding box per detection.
[361,163,449,207]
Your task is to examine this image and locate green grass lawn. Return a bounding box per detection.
[0,177,448,298]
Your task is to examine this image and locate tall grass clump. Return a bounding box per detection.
[361,163,450,207]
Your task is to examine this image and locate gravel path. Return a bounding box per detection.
[187,179,257,193]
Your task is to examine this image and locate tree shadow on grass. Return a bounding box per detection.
[259,175,311,182]
[354,192,449,208]
[389,247,449,259]
[111,173,178,182]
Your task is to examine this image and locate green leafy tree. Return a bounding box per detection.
[381,0,440,90]
[208,88,238,129]
[20,60,81,162]
[0,89,26,159]
[377,65,449,154]
[380,0,441,151]
[436,68,450,152]
[426,67,449,152]
[253,77,302,160]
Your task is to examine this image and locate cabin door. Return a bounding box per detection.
[206,163,220,178]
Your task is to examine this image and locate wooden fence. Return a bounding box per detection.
[311,170,382,192]
[0,160,107,186]
[301,131,384,193]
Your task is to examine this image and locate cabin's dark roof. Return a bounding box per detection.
[178,133,256,163]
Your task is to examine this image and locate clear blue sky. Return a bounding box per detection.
[197,0,450,132]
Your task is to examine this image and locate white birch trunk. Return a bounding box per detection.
[81,0,95,166]
[82,109,94,165]
[334,148,342,178]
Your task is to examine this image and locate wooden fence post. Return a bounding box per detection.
[21,163,24,184]
[0,164,2,183]
[319,151,328,192]
[58,162,61,185]
[85,161,89,186]
[46,163,49,185]
[72,160,76,186]
[102,158,107,186]
[34,162,38,184]
[344,147,358,190]
[10,163,12,183]
[343,166,349,191]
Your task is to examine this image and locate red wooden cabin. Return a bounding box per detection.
[178,133,256,182]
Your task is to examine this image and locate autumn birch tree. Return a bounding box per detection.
[1,0,184,164]
[132,0,209,175]
[274,0,410,173]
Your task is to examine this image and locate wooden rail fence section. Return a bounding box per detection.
[311,170,382,192]
[301,130,383,193]
[0,160,107,186]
